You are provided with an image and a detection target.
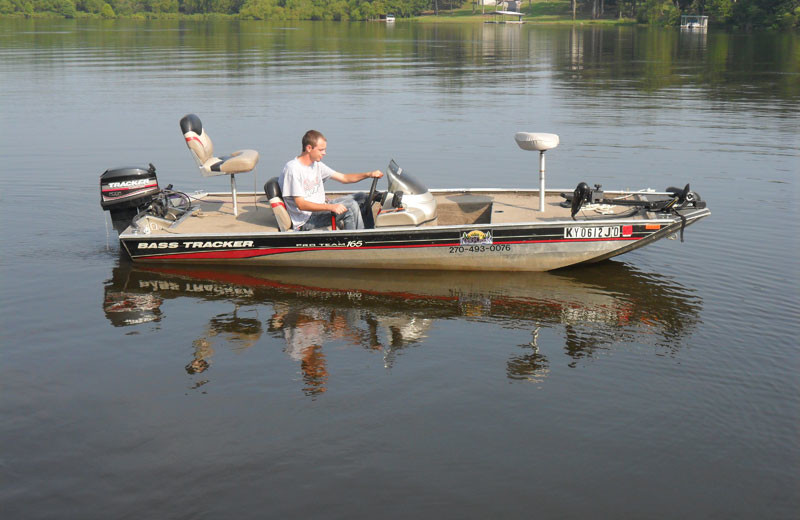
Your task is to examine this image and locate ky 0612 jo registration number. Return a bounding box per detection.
[563,226,621,239]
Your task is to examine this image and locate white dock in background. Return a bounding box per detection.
[680,15,708,30]
[485,10,525,23]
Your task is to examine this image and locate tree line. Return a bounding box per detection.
[586,0,799,29]
[1,0,798,29]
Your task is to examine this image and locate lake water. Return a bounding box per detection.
[1,18,798,518]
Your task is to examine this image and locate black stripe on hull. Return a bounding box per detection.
[123,223,661,262]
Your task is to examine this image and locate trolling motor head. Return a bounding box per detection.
[570,182,592,218]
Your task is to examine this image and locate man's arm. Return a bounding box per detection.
[292,196,348,215]
[330,170,383,184]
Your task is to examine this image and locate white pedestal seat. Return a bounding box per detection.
[180,114,259,216]
[514,132,559,212]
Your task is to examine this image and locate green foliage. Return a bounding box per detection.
[179,0,240,14]
[4,0,798,28]
[729,0,800,28]
[107,0,134,14]
[775,10,794,26]
[239,0,283,18]
[141,0,178,12]
[637,0,679,24]
[0,0,34,13]
[76,0,102,12]
[704,0,733,24]
[525,1,570,17]
[56,0,75,15]
[30,0,77,15]
[280,0,311,19]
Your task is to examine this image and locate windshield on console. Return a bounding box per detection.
[386,160,429,195]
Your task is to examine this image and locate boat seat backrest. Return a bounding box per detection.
[179,113,259,178]
[180,113,214,166]
[265,177,293,232]
[179,113,259,217]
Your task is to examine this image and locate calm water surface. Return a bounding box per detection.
[1,19,798,518]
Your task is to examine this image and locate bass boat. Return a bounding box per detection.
[99,115,709,272]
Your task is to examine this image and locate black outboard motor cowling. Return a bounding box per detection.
[100,164,159,233]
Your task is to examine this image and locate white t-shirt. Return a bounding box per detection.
[279,158,337,228]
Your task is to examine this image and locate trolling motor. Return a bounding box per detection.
[563,182,705,219]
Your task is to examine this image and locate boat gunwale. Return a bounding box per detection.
[201,187,686,197]
[121,185,708,240]
[119,210,708,240]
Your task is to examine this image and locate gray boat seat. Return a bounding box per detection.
[180,113,259,216]
[264,177,338,232]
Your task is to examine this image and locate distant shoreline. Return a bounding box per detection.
[0,12,640,26]
[1,0,796,29]
[412,15,639,25]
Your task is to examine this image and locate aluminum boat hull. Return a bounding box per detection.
[119,189,710,271]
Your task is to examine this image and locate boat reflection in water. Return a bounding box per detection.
[103,260,702,395]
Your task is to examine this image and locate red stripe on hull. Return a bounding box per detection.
[502,237,640,245]
[139,247,318,260]
[134,236,643,261]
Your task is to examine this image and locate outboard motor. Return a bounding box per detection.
[100,164,159,233]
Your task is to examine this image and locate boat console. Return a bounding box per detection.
[374,160,438,228]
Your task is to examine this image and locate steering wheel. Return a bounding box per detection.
[363,175,381,229]
[367,174,380,208]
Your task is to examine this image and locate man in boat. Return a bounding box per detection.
[279,130,383,231]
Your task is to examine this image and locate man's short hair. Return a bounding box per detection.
[302,130,326,151]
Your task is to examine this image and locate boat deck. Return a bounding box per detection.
[143,189,648,236]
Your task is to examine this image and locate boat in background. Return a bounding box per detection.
[680,14,709,30]
[99,115,710,272]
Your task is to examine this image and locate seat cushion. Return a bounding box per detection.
[514,132,559,152]
[202,149,259,175]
